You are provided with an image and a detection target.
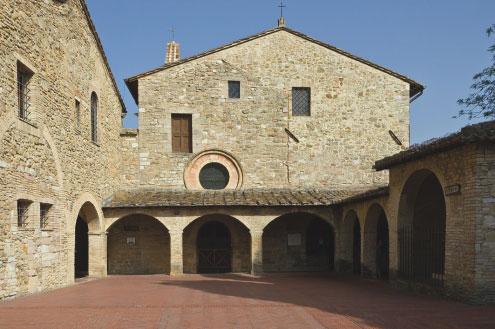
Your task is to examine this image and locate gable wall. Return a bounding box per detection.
[136,30,410,189]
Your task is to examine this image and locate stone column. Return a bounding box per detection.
[169,229,183,275]
[88,232,107,277]
[251,230,263,275]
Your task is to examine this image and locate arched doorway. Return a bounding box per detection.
[197,221,232,273]
[263,213,335,272]
[74,201,101,278]
[74,217,88,278]
[183,215,250,274]
[398,170,446,287]
[363,204,389,279]
[340,210,361,274]
[107,214,170,275]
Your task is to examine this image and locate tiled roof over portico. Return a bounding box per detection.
[102,187,385,208]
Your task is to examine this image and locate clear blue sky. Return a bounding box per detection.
[86,0,494,144]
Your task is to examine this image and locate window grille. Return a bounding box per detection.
[199,163,230,190]
[17,200,31,228]
[40,203,51,229]
[228,81,240,99]
[292,87,311,116]
[90,92,98,143]
[17,63,33,121]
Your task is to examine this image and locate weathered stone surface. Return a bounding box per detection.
[0,0,124,299]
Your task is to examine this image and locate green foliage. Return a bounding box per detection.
[457,24,495,119]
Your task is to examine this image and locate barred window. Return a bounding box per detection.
[17,200,31,228]
[17,62,34,121]
[40,203,52,229]
[292,87,311,116]
[228,81,240,99]
[90,92,98,143]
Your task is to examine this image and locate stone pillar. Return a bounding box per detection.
[251,230,263,275]
[88,232,107,277]
[170,229,183,275]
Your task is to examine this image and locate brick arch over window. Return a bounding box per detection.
[397,169,446,287]
[184,150,243,190]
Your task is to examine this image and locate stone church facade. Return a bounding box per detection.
[0,0,494,304]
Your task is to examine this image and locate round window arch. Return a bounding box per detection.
[199,163,230,190]
[184,150,243,190]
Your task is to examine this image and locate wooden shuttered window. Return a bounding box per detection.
[171,114,192,153]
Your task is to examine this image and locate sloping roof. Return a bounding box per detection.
[103,188,372,209]
[374,120,495,171]
[125,26,424,104]
[79,1,126,113]
[336,186,389,205]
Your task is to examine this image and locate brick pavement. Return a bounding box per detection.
[0,273,493,329]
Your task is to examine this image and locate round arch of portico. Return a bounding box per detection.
[396,168,448,229]
[104,209,255,234]
[69,193,104,234]
[339,209,361,273]
[183,213,252,273]
[363,203,390,278]
[259,208,336,232]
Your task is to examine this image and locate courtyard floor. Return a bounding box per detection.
[0,273,494,329]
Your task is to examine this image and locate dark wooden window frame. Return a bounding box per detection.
[171,113,192,153]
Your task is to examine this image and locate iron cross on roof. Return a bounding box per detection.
[169,27,175,41]
[278,0,286,18]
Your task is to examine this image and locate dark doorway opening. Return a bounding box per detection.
[376,215,389,279]
[75,216,89,278]
[306,218,335,270]
[353,220,361,275]
[399,171,446,287]
[197,221,232,273]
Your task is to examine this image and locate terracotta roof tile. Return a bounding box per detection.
[374,120,495,171]
[103,188,372,209]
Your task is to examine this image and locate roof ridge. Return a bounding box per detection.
[125,26,424,104]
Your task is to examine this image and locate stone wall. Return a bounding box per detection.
[133,30,410,189]
[474,143,495,303]
[107,214,170,275]
[339,142,495,303]
[0,0,124,299]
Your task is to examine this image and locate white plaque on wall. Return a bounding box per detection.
[126,237,136,246]
[287,233,301,246]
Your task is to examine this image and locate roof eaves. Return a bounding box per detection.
[374,120,495,171]
[79,0,126,113]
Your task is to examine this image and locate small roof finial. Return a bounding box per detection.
[278,0,286,27]
[169,27,176,41]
